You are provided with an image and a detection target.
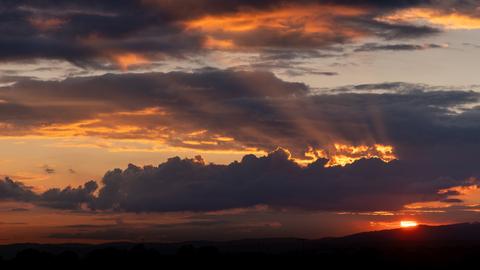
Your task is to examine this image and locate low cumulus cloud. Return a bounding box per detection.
[39,180,98,210]
[0,148,477,213]
[88,150,477,212]
[0,177,97,210]
[0,177,36,201]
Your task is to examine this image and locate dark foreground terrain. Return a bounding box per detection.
[1,223,480,269]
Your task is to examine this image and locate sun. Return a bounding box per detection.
[400,221,418,228]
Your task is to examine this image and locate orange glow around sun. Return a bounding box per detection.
[400,221,418,228]
[293,143,397,167]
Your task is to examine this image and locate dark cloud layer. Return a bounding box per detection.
[0,0,473,67]
[39,180,98,210]
[0,177,97,210]
[0,177,36,201]
[1,69,480,213]
[0,148,476,213]
[88,150,474,212]
[1,69,479,160]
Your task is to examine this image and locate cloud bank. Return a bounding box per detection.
[0,147,477,213]
[1,0,477,68]
[1,68,479,214]
[1,69,479,162]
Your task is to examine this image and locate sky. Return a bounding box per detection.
[1,0,480,243]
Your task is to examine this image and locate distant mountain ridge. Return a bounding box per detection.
[1,222,480,259]
[331,222,480,244]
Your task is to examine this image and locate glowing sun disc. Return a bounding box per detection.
[400,221,418,228]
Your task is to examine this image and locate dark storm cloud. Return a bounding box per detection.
[4,0,431,18]
[39,180,98,210]
[0,177,36,201]
[0,149,476,213]
[0,0,203,67]
[85,151,475,213]
[0,176,97,210]
[0,0,470,67]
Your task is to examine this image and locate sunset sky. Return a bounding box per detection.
[1,0,480,243]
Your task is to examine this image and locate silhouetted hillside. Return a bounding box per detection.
[1,223,480,269]
[332,222,480,244]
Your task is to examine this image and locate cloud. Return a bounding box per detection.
[378,5,480,30]
[1,69,479,162]
[39,180,98,210]
[1,148,477,213]
[350,17,441,39]
[0,70,310,153]
[1,69,480,213]
[354,42,446,52]
[1,0,473,67]
[183,3,440,51]
[86,149,477,213]
[0,1,204,68]
[0,177,97,210]
[43,165,56,174]
[0,177,36,201]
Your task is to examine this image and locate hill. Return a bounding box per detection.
[1,223,480,268]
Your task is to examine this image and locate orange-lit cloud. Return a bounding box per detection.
[28,17,66,31]
[186,4,368,49]
[293,143,397,167]
[187,5,366,32]
[204,36,235,50]
[113,107,168,116]
[404,181,480,210]
[36,119,148,138]
[404,201,451,210]
[28,107,260,155]
[34,107,168,140]
[338,211,396,216]
[30,105,396,167]
[378,8,480,30]
[112,53,150,70]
